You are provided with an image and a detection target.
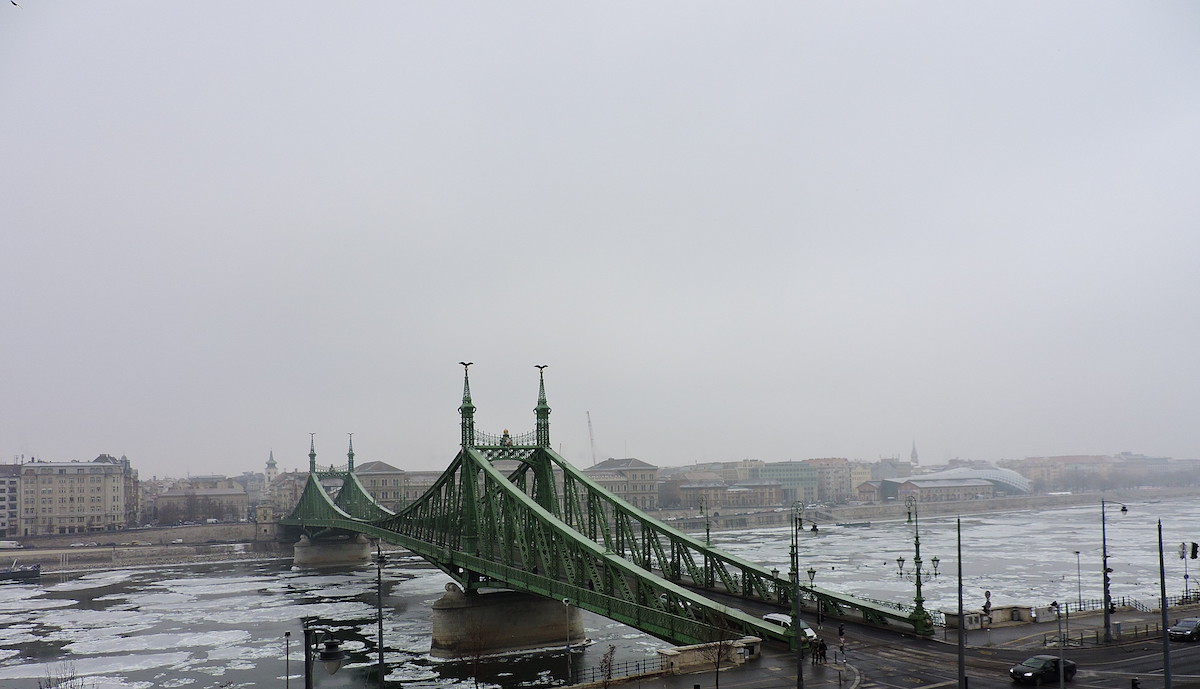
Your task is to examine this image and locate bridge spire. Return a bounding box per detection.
[458,362,476,448]
[308,433,317,474]
[346,433,355,472]
[534,364,551,447]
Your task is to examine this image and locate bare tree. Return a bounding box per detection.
[38,663,92,689]
[600,643,616,689]
[699,623,740,689]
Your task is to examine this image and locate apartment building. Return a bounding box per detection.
[584,457,659,510]
[0,465,18,538]
[17,455,140,536]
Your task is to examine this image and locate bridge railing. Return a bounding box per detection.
[475,428,537,446]
[570,654,667,686]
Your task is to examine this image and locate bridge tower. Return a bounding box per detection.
[529,364,558,512]
[458,362,481,559]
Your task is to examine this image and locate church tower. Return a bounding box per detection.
[265,451,278,484]
[911,440,919,466]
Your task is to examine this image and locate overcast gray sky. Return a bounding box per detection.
[3,3,1198,479]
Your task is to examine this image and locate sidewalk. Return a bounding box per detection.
[955,608,1174,650]
[628,644,859,689]
[599,609,1181,689]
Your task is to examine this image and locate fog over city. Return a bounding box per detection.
[2,3,1198,478]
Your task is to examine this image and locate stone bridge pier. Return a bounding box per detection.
[291,533,372,566]
[431,583,583,658]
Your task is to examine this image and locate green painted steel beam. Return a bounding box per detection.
[281,443,935,641]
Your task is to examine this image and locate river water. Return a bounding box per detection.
[0,496,1194,689]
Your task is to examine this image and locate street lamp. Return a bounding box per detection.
[1181,542,1191,599]
[1080,552,1089,609]
[373,541,388,688]
[1049,601,1065,688]
[896,556,905,575]
[807,568,818,627]
[704,496,711,546]
[931,556,940,577]
[790,500,805,689]
[905,495,932,636]
[1101,500,1128,643]
[302,623,349,689]
[562,598,572,681]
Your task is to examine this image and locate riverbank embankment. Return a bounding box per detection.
[15,486,1197,574]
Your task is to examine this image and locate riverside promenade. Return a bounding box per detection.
[589,606,1190,689]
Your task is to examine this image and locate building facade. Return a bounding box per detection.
[16,455,140,536]
[584,457,659,511]
[156,476,250,523]
[0,465,18,538]
[759,461,819,505]
[355,460,409,511]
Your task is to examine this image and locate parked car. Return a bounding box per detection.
[1009,655,1076,684]
[1169,617,1200,641]
[762,613,818,641]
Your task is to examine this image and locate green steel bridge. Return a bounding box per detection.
[280,366,934,647]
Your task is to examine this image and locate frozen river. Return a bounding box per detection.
[0,495,1194,689]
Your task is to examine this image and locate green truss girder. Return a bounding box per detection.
[280,442,932,642]
[333,472,394,522]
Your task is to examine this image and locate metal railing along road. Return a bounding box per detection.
[568,655,667,686]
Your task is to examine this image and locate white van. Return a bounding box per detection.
[762,613,817,640]
[0,541,22,549]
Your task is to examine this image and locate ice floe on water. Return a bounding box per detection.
[0,596,74,613]
[44,608,158,628]
[0,651,191,681]
[3,498,1196,689]
[45,570,139,592]
[66,629,251,655]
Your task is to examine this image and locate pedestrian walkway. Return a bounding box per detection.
[626,643,859,689]
[957,608,1176,650]
[597,608,1191,689]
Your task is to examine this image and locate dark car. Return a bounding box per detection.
[1009,655,1076,684]
[1169,617,1200,641]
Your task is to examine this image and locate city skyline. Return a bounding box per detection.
[3,3,1198,478]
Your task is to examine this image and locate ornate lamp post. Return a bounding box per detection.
[1075,550,1083,608]
[1050,601,1065,688]
[790,500,805,689]
[373,541,388,688]
[1181,542,1191,599]
[302,623,349,689]
[905,495,932,635]
[1101,500,1128,643]
[702,496,711,546]
[562,598,572,682]
[807,567,818,627]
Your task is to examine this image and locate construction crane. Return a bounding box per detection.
[587,411,597,466]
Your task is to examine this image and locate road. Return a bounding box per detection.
[643,609,1200,689]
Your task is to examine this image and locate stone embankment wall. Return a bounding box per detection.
[10,523,289,572]
[18,522,273,550]
[660,487,1199,533]
[11,540,288,572]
